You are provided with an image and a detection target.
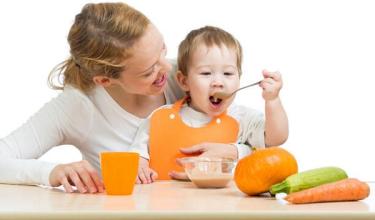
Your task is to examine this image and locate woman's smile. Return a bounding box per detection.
[152,73,167,87]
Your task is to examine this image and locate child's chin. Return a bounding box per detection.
[207,110,226,117]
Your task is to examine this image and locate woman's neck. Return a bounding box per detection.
[105,85,166,118]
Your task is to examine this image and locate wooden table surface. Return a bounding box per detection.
[0,181,374,220]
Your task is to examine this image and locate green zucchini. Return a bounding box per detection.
[270,166,348,195]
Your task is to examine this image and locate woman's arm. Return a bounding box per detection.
[0,96,68,185]
[0,87,103,193]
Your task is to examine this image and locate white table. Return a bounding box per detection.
[0,181,374,220]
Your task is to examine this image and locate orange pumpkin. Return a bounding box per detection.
[234,146,298,196]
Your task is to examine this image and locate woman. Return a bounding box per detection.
[0,2,244,193]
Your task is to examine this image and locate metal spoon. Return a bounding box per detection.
[212,80,262,100]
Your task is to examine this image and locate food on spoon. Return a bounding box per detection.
[234,146,298,196]
[212,92,228,101]
[270,166,348,194]
[285,178,370,204]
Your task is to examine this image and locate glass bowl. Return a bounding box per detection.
[180,157,236,188]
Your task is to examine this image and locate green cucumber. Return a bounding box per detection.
[270,166,348,195]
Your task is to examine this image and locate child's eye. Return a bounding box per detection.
[200,72,211,75]
[224,72,234,76]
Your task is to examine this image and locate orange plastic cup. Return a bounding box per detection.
[100,152,139,195]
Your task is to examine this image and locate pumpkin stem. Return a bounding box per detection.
[269,181,290,195]
[250,146,257,151]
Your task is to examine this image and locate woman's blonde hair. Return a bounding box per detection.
[177,26,243,76]
[48,2,150,92]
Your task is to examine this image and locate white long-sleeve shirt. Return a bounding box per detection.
[0,63,254,186]
[130,103,265,160]
[0,64,185,186]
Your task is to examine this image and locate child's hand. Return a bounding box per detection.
[136,157,158,184]
[260,70,283,101]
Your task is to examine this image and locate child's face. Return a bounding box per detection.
[179,44,240,117]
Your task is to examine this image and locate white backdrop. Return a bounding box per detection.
[1,0,374,181]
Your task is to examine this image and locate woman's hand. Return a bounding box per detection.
[49,160,104,193]
[260,70,283,101]
[169,143,238,181]
[136,157,158,184]
[179,142,238,160]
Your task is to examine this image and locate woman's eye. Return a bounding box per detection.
[143,70,154,77]
[200,72,211,75]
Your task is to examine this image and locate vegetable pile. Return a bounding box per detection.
[234,147,370,204]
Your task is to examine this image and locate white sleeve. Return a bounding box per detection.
[128,105,174,160]
[235,143,252,159]
[0,157,56,186]
[229,105,265,150]
[0,87,93,186]
[128,118,151,160]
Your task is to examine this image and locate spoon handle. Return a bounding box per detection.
[231,80,262,95]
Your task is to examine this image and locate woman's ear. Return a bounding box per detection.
[176,71,190,91]
[93,75,113,87]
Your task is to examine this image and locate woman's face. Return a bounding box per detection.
[112,24,171,96]
[179,44,240,117]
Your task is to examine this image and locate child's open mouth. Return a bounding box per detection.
[209,96,223,106]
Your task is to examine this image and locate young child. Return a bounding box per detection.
[130,26,288,183]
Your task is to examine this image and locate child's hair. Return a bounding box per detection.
[177,26,242,76]
[48,2,150,92]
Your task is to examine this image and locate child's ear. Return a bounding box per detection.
[176,71,190,91]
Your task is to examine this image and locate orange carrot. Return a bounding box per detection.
[285,178,370,204]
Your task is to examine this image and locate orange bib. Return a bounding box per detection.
[149,98,239,180]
